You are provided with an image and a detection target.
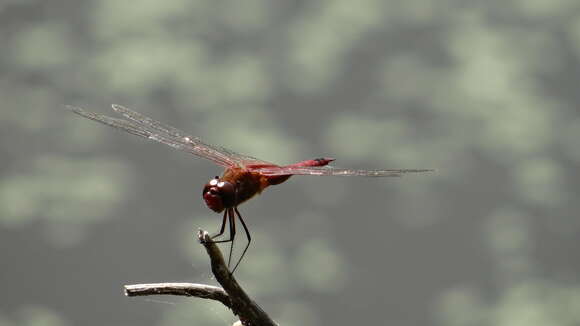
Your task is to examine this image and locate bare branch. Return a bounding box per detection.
[124,283,230,307]
[198,229,278,326]
[123,229,278,326]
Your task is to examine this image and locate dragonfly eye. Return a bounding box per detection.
[216,181,235,207]
[202,179,236,213]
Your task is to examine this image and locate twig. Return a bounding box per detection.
[124,283,230,307]
[123,229,278,326]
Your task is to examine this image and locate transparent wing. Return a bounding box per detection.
[68,105,274,168]
[110,105,273,167]
[253,166,434,177]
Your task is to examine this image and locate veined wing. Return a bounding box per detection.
[110,105,273,167]
[253,166,434,177]
[68,105,274,168]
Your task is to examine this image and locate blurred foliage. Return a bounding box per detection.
[437,279,580,326]
[0,306,69,326]
[436,207,580,325]
[0,155,132,246]
[2,0,580,325]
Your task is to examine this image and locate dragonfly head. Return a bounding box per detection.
[202,176,236,213]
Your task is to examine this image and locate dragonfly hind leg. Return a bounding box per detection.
[230,207,251,274]
[226,208,236,269]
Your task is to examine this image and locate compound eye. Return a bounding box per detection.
[218,181,234,192]
[216,181,235,207]
[203,182,224,213]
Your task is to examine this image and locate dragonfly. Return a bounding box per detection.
[69,104,433,273]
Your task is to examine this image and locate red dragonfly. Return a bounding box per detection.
[69,105,433,273]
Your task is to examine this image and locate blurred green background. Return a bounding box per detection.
[1,0,580,325]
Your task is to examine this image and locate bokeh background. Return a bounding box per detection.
[2,0,580,325]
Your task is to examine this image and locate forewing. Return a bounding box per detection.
[111,104,275,168]
[68,105,272,168]
[254,166,434,177]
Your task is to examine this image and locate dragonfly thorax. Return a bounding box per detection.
[202,176,236,213]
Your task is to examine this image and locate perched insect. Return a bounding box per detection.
[69,105,433,273]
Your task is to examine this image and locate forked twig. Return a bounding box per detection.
[124,229,277,326]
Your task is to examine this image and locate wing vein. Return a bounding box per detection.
[68,106,237,167]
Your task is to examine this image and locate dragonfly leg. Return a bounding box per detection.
[210,210,228,240]
[226,208,236,269]
[207,210,234,244]
[230,207,251,274]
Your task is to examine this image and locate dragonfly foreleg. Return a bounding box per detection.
[206,209,235,244]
